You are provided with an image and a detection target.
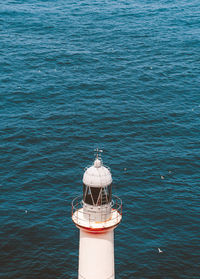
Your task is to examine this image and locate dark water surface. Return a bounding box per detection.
[0,0,200,278]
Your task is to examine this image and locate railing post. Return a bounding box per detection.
[76,201,78,222]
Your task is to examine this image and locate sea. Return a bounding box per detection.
[0,0,200,278]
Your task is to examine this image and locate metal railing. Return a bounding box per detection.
[72,195,122,226]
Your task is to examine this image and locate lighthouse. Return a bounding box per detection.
[72,151,122,279]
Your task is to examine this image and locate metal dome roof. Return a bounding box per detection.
[83,158,112,188]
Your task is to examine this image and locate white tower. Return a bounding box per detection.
[72,152,122,279]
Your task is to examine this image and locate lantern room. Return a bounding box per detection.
[82,156,113,222]
[72,153,122,231]
[82,158,112,206]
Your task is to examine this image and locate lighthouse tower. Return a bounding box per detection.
[72,151,122,279]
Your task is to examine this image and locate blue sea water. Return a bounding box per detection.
[0,0,200,278]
